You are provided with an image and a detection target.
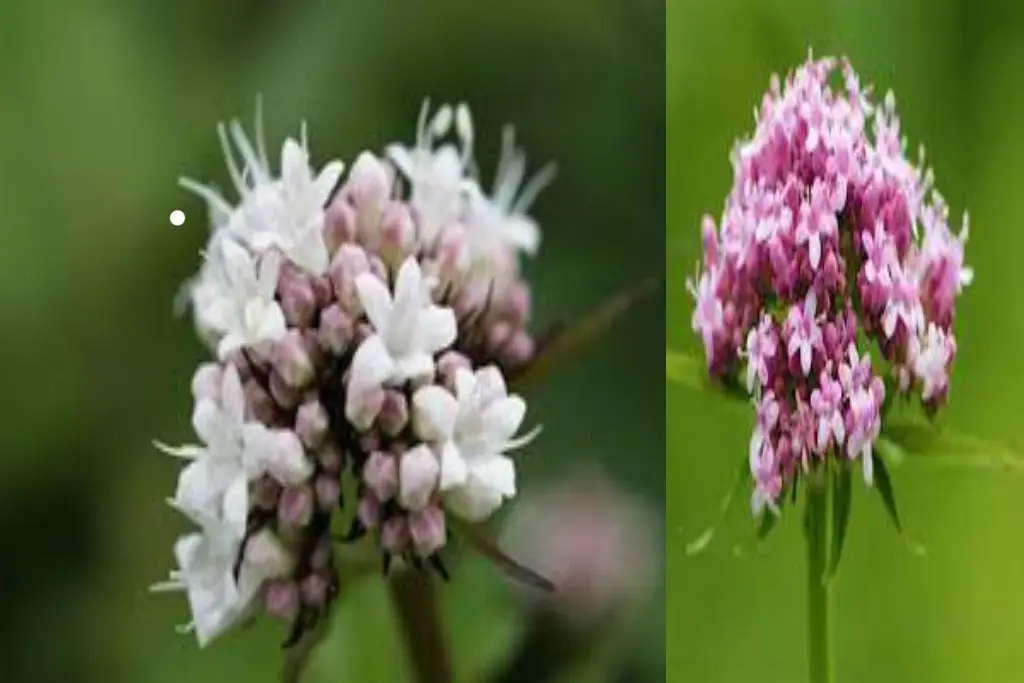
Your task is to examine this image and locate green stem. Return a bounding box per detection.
[388,570,453,683]
[805,466,834,683]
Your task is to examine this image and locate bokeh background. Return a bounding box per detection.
[0,1,665,682]
[667,0,1024,681]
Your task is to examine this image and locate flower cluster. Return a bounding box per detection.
[686,55,972,516]
[153,101,552,647]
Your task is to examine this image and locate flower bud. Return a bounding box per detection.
[271,331,315,390]
[329,244,370,312]
[437,224,470,277]
[358,493,381,529]
[487,321,512,354]
[347,151,392,210]
[324,200,357,254]
[317,443,343,474]
[381,516,410,554]
[436,351,471,391]
[346,384,384,432]
[363,450,398,502]
[504,281,531,326]
[399,444,440,512]
[278,265,318,328]
[380,202,415,266]
[503,331,535,368]
[295,399,329,450]
[269,370,301,410]
[300,571,330,608]
[278,484,314,528]
[264,579,300,622]
[244,378,278,425]
[309,537,333,571]
[253,475,282,511]
[409,505,446,558]
[378,390,409,437]
[190,363,223,402]
[318,304,354,354]
[314,474,341,512]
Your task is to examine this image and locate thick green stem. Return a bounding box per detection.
[388,570,453,683]
[805,467,834,683]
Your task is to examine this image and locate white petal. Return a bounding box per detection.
[314,160,346,204]
[291,227,330,276]
[480,395,527,448]
[222,474,250,539]
[393,257,425,314]
[247,299,287,343]
[237,529,293,606]
[474,366,509,405]
[411,306,457,355]
[354,273,393,336]
[398,444,439,512]
[437,441,468,491]
[220,238,256,291]
[453,367,477,403]
[173,461,220,518]
[280,139,308,180]
[394,352,436,385]
[472,455,516,497]
[220,366,247,429]
[349,335,397,390]
[412,385,459,441]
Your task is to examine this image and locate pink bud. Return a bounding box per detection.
[314,474,341,511]
[409,505,447,558]
[436,351,471,391]
[278,484,314,528]
[270,370,301,410]
[309,538,333,570]
[378,390,409,437]
[347,152,392,209]
[253,475,282,511]
[295,400,329,449]
[278,266,318,328]
[363,451,398,502]
[271,331,315,390]
[224,349,256,381]
[380,202,415,263]
[300,572,330,608]
[358,427,381,452]
[318,304,354,354]
[503,331,535,367]
[244,378,278,425]
[503,282,531,326]
[317,443,343,474]
[329,244,370,311]
[191,363,224,402]
[324,200,356,254]
[487,321,513,352]
[310,276,333,310]
[264,580,300,622]
[437,224,470,274]
[381,517,410,554]
[358,493,381,529]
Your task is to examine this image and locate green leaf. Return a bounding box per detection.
[510,276,658,392]
[881,419,1024,472]
[756,509,779,541]
[665,349,705,390]
[685,454,749,556]
[826,461,852,582]
[872,454,926,557]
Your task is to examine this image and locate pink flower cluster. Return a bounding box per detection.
[687,55,972,515]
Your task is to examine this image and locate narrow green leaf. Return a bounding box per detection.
[872,454,926,557]
[826,462,852,582]
[756,509,779,541]
[665,349,704,390]
[882,419,1024,473]
[509,276,658,392]
[874,435,906,468]
[685,454,750,556]
[281,604,337,683]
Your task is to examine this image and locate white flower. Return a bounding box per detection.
[188,237,287,359]
[151,508,293,648]
[909,322,953,401]
[386,101,474,246]
[181,114,344,275]
[398,444,441,512]
[463,126,554,274]
[345,257,457,425]
[156,366,312,536]
[411,365,540,521]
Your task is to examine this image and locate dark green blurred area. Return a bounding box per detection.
[0,1,664,682]
[668,0,1024,681]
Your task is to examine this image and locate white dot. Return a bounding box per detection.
[170,210,185,227]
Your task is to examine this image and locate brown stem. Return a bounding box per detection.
[388,569,453,683]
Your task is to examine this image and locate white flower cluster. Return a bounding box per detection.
[152,101,551,648]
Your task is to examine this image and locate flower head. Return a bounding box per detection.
[687,55,971,515]
[157,100,551,648]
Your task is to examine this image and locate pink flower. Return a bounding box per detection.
[749,391,780,469]
[744,316,778,393]
[687,268,724,366]
[845,387,882,485]
[810,369,844,454]
[785,292,823,376]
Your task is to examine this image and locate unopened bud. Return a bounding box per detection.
[318,304,354,354]
[278,265,318,328]
[264,579,300,622]
[317,443,343,474]
[253,475,282,511]
[271,331,315,389]
[409,505,446,558]
[363,450,398,502]
[295,400,329,449]
[324,200,357,254]
[269,370,301,410]
[347,151,392,210]
[504,282,531,326]
[487,321,513,353]
[381,516,410,554]
[300,571,330,608]
[309,537,333,571]
[378,390,409,437]
[314,474,341,511]
[358,493,381,529]
[244,378,278,424]
[436,351,471,392]
[503,331,535,368]
[329,244,370,312]
[278,484,314,528]
[380,202,415,266]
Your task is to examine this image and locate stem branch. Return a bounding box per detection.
[805,467,834,683]
[388,570,453,683]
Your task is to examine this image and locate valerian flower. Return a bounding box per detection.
[154,99,553,650]
[686,55,971,518]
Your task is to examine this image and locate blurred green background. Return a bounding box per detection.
[667,0,1024,681]
[0,1,664,682]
